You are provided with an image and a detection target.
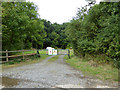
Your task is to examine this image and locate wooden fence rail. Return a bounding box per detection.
[0,49,38,62]
[0,49,71,63]
[0,50,37,53]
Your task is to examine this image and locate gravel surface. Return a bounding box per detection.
[1,55,118,88]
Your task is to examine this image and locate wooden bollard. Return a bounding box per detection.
[23,50,24,60]
[6,50,8,62]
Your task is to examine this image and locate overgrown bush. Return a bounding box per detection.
[66,2,120,68]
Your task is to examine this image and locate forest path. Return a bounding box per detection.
[1,55,118,88]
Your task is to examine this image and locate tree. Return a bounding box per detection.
[66,2,120,68]
[42,20,69,49]
[2,2,45,50]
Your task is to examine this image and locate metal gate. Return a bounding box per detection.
[57,49,68,55]
[38,49,70,59]
[57,49,70,59]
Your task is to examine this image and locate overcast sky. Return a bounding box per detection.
[26,0,101,24]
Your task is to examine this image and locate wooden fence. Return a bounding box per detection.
[0,49,71,63]
[0,50,37,62]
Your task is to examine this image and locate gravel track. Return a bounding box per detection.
[1,55,118,88]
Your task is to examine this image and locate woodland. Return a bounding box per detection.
[1,1,120,68]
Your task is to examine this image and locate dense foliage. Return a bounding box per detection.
[2,1,119,68]
[2,2,45,50]
[66,2,120,68]
[42,20,69,49]
[2,2,69,50]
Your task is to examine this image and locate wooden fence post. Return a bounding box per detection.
[23,50,24,60]
[6,50,8,62]
[37,50,40,57]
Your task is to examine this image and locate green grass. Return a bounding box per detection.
[11,50,35,55]
[2,55,49,69]
[38,50,47,55]
[12,50,47,55]
[69,49,74,57]
[64,55,118,82]
[48,55,60,62]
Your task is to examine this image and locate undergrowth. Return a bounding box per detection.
[64,54,118,82]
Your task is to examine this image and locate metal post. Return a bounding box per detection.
[6,50,8,62]
[57,49,59,55]
[68,49,70,59]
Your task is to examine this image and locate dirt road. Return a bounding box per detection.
[1,55,118,88]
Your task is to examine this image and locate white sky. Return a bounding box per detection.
[26,0,101,24]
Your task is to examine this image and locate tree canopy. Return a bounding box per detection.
[2,2,45,50]
[66,2,120,68]
[2,2,69,50]
[2,1,120,68]
[42,20,69,49]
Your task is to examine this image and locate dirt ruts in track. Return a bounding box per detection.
[1,55,118,88]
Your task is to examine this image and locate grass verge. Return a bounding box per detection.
[2,55,49,69]
[11,50,46,55]
[64,55,118,82]
[48,55,60,62]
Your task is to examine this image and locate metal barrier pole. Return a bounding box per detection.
[57,49,59,55]
[68,49,70,59]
